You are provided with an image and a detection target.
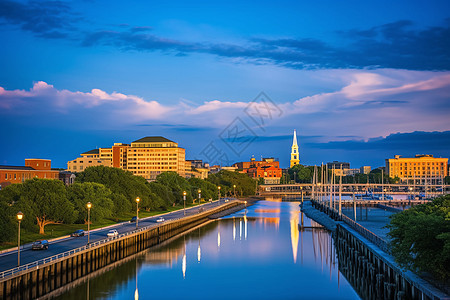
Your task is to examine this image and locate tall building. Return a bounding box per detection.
[67,136,186,180]
[386,154,448,184]
[360,166,371,174]
[290,130,300,168]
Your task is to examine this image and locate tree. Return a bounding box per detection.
[206,170,256,196]
[76,166,162,211]
[156,172,193,204]
[0,201,16,243]
[387,195,450,280]
[67,182,114,223]
[15,178,75,234]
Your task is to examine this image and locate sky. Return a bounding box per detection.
[0,0,449,169]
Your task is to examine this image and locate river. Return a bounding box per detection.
[51,200,360,299]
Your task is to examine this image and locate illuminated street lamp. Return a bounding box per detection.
[16,211,23,267]
[183,191,187,216]
[136,197,140,229]
[218,186,221,203]
[233,184,236,198]
[86,202,92,244]
[198,189,201,205]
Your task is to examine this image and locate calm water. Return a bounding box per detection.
[53,200,360,299]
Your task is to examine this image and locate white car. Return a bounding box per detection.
[107,229,119,237]
[156,217,165,223]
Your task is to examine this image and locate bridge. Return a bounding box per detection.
[259,183,449,198]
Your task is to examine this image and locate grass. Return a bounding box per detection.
[0,202,205,251]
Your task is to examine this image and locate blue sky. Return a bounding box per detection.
[1,0,449,169]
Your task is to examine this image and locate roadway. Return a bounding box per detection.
[0,200,230,273]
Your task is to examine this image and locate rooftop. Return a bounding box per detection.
[132,136,175,144]
[0,165,35,171]
[82,149,100,155]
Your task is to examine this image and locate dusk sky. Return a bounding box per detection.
[1,0,450,169]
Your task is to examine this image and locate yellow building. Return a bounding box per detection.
[386,154,448,184]
[67,149,111,172]
[67,136,186,180]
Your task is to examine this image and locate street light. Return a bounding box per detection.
[198,189,201,205]
[233,184,236,198]
[218,186,221,203]
[16,211,23,267]
[135,197,140,229]
[86,202,92,244]
[183,191,187,216]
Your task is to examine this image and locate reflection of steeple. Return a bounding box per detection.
[217,222,221,249]
[233,218,236,241]
[182,236,186,279]
[290,209,299,263]
[198,228,201,263]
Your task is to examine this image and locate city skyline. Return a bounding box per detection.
[1,0,450,168]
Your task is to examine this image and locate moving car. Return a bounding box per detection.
[71,229,85,237]
[107,229,119,237]
[32,240,49,250]
[156,217,165,223]
[130,216,138,223]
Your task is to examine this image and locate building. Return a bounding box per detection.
[67,149,112,172]
[0,159,61,188]
[67,136,186,180]
[386,154,448,184]
[290,130,300,168]
[233,157,282,184]
[327,161,350,170]
[360,166,371,174]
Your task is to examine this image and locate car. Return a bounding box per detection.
[107,229,119,237]
[130,216,138,223]
[156,217,165,223]
[71,229,85,237]
[32,240,49,250]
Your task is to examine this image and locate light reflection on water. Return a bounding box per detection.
[53,200,360,300]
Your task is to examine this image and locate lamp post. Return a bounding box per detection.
[233,185,236,198]
[183,191,187,216]
[16,211,23,267]
[300,186,303,204]
[198,189,201,205]
[86,202,92,244]
[135,197,140,229]
[218,186,221,203]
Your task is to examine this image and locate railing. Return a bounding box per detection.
[311,200,390,254]
[0,200,240,280]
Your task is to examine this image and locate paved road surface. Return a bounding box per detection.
[0,200,232,273]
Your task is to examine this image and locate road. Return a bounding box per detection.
[0,199,232,273]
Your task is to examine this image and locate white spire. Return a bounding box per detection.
[292,129,298,146]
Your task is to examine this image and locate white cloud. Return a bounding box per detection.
[1,69,449,138]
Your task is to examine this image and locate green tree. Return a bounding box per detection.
[206,170,256,196]
[387,195,450,280]
[0,201,16,243]
[15,178,75,234]
[67,182,114,223]
[188,177,219,201]
[76,166,162,211]
[155,172,193,204]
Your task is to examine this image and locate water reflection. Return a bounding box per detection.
[52,201,359,300]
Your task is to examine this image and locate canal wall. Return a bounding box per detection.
[309,200,449,300]
[0,201,242,300]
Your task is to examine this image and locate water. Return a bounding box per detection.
[53,201,360,299]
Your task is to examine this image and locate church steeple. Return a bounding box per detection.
[290,130,300,168]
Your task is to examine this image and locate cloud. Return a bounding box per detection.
[0,0,76,38]
[78,20,450,71]
[2,1,448,71]
[0,68,449,136]
[307,131,450,156]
